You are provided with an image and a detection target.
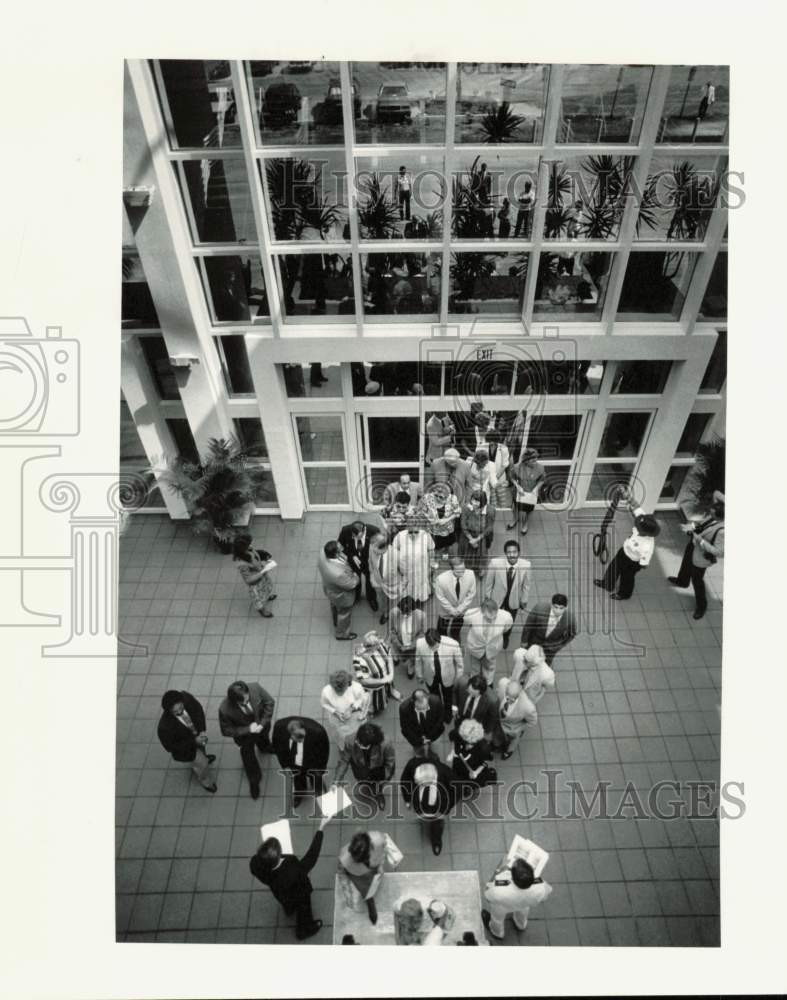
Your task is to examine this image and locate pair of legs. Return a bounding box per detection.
[398,189,411,219]
[188,746,217,792]
[501,606,517,650]
[493,724,524,758]
[237,728,271,797]
[469,650,497,684]
[330,599,355,639]
[251,575,276,618]
[354,572,379,612]
[670,540,709,617]
[507,500,535,535]
[437,614,464,643]
[597,548,641,599]
[486,904,531,938]
[287,897,321,940]
[429,679,454,719]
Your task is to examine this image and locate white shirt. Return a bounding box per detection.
[545,607,562,637]
[623,509,655,566]
[290,739,304,767]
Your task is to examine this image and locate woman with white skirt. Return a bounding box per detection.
[320,670,371,748]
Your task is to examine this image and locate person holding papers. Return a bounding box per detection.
[337,830,387,925]
[250,815,333,941]
[232,533,277,617]
[482,857,552,940]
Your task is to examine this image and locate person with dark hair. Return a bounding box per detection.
[519,593,577,667]
[400,688,445,750]
[392,513,435,605]
[318,539,360,640]
[232,533,276,618]
[381,490,415,538]
[482,857,553,940]
[513,180,535,238]
[272,716,330,805]
[388,593,426,679]
[483,539,532,650]
[422,482,461,555]
[337,830,387,924]
[395,165,412,221]
[338,519,383,612]
[334,722,395,810]
[669,490,725,620]
[400,753,457,856]
[157,690,217,793]
[434,556,477,642]
[458,490,496,577]
[383,473,423,508]
[451,673,499,742]
[508,449,545,535]
[594,496,661,600]
[250,815,332,941]
[415,627,465,717]
[218,680,275,800]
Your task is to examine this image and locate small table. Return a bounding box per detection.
[332,869,488,945]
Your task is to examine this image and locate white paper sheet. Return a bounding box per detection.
[260,819,293,855]
[317,784,352,818]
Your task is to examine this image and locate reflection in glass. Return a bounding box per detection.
[598,412,651,458]
[636,157,720,241]
[659,465,691,503]
[448,252,527,317]
[296,415,345,461]
[698,252,727,320]
[617,252,697,321]
[262,155,348,243]
[455,64,548,143]
[559,65,653,144]
[282,363,342,398]
[304,468,349,505]
[215,336,254,395]
[352,363,441,396]
[201,255,269,323]
[539,466,572,504]
[276,254,355,322]
[676,413,712,456]
[362,253,440,321]
[139,337,179,400]
[526,415,582,461]
[515,360,605,395]
[233,417,269,459]
[352,62,447,144]
[356,155,444,240]
[156,60,241,149]
[452,155,538,240]
[533,251,611,321]
[165,417,200,465]
[611,361,672,394]
[445,361,514,397]
[659,66,729,144]
[122,253,159,329]
[178,159,257,244]
[246,60,345,146]
[120,398,164,509]
[544,158,629,241]
[588,462,635,501]
[368,418,420,462]
[699,331,726,393]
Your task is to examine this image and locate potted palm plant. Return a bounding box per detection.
[479,102,525,143]
[159,437,260,553]
[682,435,725,515]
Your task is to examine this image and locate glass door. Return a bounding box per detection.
[292,414,351,509]
[586,410,655,502]
[521,412,589,505]
[356,414,421,507]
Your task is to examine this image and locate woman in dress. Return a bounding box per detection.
[392,513,435,605]
[466,448,497,500]
[368,534,403,625]
[422,482,461,559]
[507,448,545,536]
[387,595,426,680]
[448,718,497,797]
[320,669,371,748]
[232,533,276,618]
[353,630,402,715]
[485,431,511,509]
[337,830,387,925]
[458,490,496,579]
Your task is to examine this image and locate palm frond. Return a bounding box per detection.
[479,102,525,143]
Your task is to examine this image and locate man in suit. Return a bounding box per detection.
[427,448,472,504]
[334,721,396,810]
[250,816,332,941]
[383,473,423,508]
[272,716,330,805]
[338,520,382,612]
[464,599,514,683]
[317,540,360,640]
[519,593,577,666]
[452,673,499,742]
[401,754,457,856]
[157,689,217,793]
[493,678,538,759]
[433,556,477,642]
[669,492,725,620]
[415,628,465,718]
[218,680,276,800]
[483,540,532,649]
[399,688,445,750]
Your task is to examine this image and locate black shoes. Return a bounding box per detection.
[336,632,358,641]
[610,594,625,600]
[367,898,378,925]
[206,754,217,764]
[668,576,682,586]
[501,750,514,760]
[250,781,260,800]
[296,919,323,940]
[593,579,606,589]
[369,602,379,613]
[693,610,706,620]
[432,842,442,855]
[203,783,218,794]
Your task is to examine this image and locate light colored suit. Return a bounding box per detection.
[415,635,465,689]
[433,569,477,619]
[495,676,538,751]
[464,607,514,682]
[511,652,556,703]
[383,480,424,507]
[483,873,552,938]
[317,551,359,638]
[483,556,532,612]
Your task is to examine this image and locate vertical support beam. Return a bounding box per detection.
[681,167,728,333]
[440,63,458,330]
[339,61,365,337]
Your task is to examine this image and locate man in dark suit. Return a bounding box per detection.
[272,716,330,805]
[401,752,457,856]
[338,520,382,612]
[399,688,445,750]
[451,673,499,742]
[519,593,577,666]
[157,689,217,793]
[250,816,332,941]
[334,722,396,810]
[218,680,276,800]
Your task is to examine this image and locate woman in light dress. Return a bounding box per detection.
[232,533,276,617]
[320,669,371,748]
[387,595,426,680]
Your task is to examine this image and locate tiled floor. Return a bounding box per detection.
[116,507,721,946]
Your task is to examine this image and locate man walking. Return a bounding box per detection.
[669,491,724,620]
[483,540,531,649]
[434,556,476,641]
[218,680,275,800]
[157,689,217,794]
[318,540,360,640]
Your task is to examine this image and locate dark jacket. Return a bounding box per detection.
[400,756,456,818]
[272,716,330,773]
[157,691,206,763]
[452,675,499,738]
[452,738,493,781]
[399,694,445,748]
[338,522,382,575]
[249,830,324,911]
[337,735,396,781]
[218,682,275,745]
[520,601,577,662]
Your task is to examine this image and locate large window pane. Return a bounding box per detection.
[282,363,342,398]
[119,398,164,509]
[676,413,712,457]
[699,331,726,393]
[445,361,514,397]
[611,361,672,395]
[533,251,612,321]
[540,466,572,504]
[368,417,420,462]
[352,62,447,144]
[178,159,256,244]
[588,462,635,501]
[276,253,354,322]
[200,255,269,323]
[122,253,159,329]
[659,66,729,144]
[617,252,697,321]
[304,468,349,505]
[156,60,241,149]
[455,64,548,144]
[452,154,538,240]
[215,336,254,395]
[356,154,444,240]
[262,154,348,243]
[353,363,441,396]
[233,417,269,459]
[527,415,582,461]
[635,156,721,242]
[296,415,344,461]
[559,65,653,144]
[698,252,727,320]
[515,360,605,395]
[598,412,651,458]
[362,253,440,321]
[165,417,200,465]
[448,252,527,317]
[660,464,691,503]
[544,157,630,241]
[246,60,345,146]
[139,337,179,400]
